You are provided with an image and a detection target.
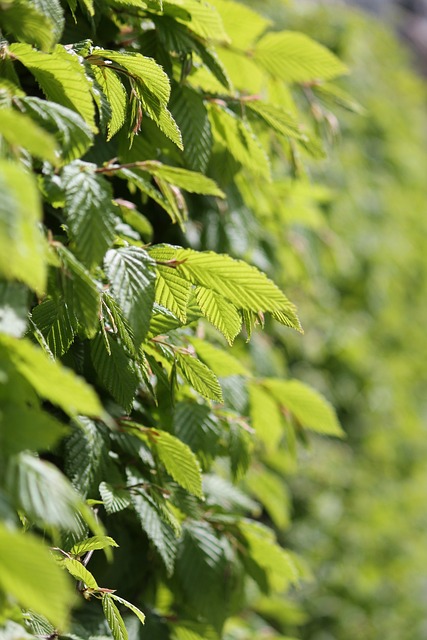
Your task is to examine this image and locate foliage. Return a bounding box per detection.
[0,1,349,639]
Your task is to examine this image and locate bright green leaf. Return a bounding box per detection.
[0,524,74,629]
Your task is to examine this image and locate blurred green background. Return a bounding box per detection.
[222,1,427,638]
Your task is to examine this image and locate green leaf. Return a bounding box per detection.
[164,0,229,42]
[19,96,93,163]
[0,281,28,338]
[208,104,271,180]
[189,337,247,377]
[70,536,119,557]
[248,382,284,451]
[175,351,223,402]
[91,49,171,105]
[0,0,57,51]
[141,161,224,197]
[203,474,259,514]
[0,523,74,629]
[239,520,299,591]
[109,594,145,626]
[102,292,136,356]
[102,593,128,640]
[131,488,178,574]
[175,520,227,623]
[99,481,132,515]
[32,0,65,44]
[6,453,94,532]
[62,162,117,270]
[169,86,212,172]
[209,0,270,50]
[194,286,242,345]
[10,43,96,130]
[254,31,348,83]
[0,161,46,291]
[119,168,184,226]
[262,379,344,437]
[91,332,139,411]
[245,100,307,141]
[92,66,127,140]
[149,246,300,329]
[89,49,182,147]
[0,404,67,455]
[1,335,102,416]
[62,558,99,590]
[146,428,203,498]
[0,108,58,163]
[104,246,156,346]
[31,298,75,357]
[65,417,109,497]
[56,245,100,338]
[154,264,192,323]
[245,468,290,530]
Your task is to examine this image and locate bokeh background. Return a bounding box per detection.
[233,1,427,638]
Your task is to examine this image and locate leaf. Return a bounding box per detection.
[62,558,99,590]
[154,264,192,323]
[149,246,301,329]
[0,523,74,629]
[146,428,203,498]
[175,520,227,623]
[104,246,156,346]
[0,281,28,338]
[262,379,344,437]
[239,520,299,591]
[173,401,221,464]
[254,31,348,83]
[245,100,307,141]
[65,418,109,497]
[245,468,290,530]
[141,160,225,198]
[56,245,100,338]
[248,382,284,451]
[91,49,171,105]
[164,0,229,43]
[208,104,271,180]
[32,0,65,44]
[141,161,224,197]
[19,96,93,163]
[10,43,96,130]
[92,66,127,140]
[0,0,57,51]
[89,49,182,147]
[1,335,102,417]
[31,298,75,357]
[90,332,139,411]
[0,108,58,163]
[194,286,242,345]
[188,337,247,377]
[131,489,178,574]
[175,351,223,402]
[0,161,46,291]
[203,474,259,514]
[99,482,132,514]
[62,162,117,270]
[102,593,128,640]
[6,453,95,532]
[101,292,136,356]
[119,168,184,226]
[169,85,212,172]
[70,536,119,557]
[209,0,270,50]
[109,594,145,626]
[0,403,67,455]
